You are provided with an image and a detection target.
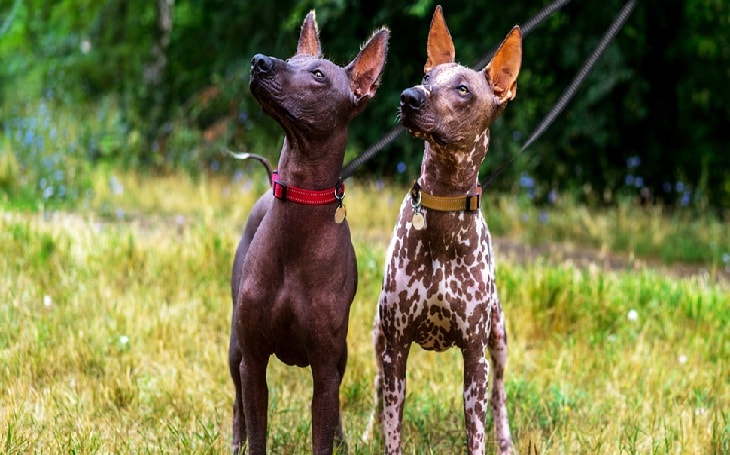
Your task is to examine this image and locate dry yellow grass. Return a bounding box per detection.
[1,171,728,454]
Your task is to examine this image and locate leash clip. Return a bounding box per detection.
[410,181,425,230]
[410,190,422,211]
[334,181,345,206]
[334,179,347,224]
[410,181,422,210]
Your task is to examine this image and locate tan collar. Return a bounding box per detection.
[410,181,481,212]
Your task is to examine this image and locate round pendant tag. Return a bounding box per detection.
[412,212,425,230]
[335,206,347,224]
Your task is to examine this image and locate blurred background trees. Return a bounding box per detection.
[1,0,728,208]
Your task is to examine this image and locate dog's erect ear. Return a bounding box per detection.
[297,10,322,57]
[424,5,455,73]
[346,28,390,109]
[484,26,522,103]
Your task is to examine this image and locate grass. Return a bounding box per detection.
[1,170,729,454]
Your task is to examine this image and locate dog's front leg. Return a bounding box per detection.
[463,345,489,455]
[488,299,513,455]
[311,359,346,455]
[240,355,269,455]
[381,337,410,455]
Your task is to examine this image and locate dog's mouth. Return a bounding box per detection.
[249,75,276,103]
[399,110,447,147]
[249,55,290,114]
[249,75,293,121]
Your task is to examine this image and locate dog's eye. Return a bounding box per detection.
[312,69,325,79]
[457,85,470,95]
[423,74,430,84]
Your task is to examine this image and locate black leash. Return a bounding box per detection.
[480,0,637,189]
[340,0,572,180]
[472,0,572,70]
[340,125,405,179]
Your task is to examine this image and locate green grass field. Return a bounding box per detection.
[1,171,728,454]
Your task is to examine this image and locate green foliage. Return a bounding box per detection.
[0,0,729,206]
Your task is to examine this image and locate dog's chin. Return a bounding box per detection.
[404,125,447,147]
[400,114,447,146]
[249,83,291,125]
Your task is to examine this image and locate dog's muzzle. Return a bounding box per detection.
[400,87,426,112]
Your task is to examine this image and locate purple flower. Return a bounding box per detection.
[626,156,641,169]
[548,189,558,204]
[518,172,534,189]
[680,190,691,206]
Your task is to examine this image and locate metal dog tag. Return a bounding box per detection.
[412,211,425,230]
[335,206,347,224]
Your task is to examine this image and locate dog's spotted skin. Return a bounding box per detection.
[372,134,509,454]
[367,6,521,455]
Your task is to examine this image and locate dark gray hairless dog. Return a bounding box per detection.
[228,11,389,455]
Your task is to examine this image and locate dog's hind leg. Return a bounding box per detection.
[487,298,513,455]
[363,313,385,443]
[229,334,246,454]
[229,196,272,454]
[334,350,348,454]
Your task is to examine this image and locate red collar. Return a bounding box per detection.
[271,170,344,205]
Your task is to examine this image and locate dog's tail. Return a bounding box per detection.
[226,149,273,183]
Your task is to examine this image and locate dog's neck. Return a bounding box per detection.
[418,128,489,196]
[276,130,348,190]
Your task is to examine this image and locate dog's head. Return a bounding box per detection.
[250,11,389,140]
[400,6,521,160]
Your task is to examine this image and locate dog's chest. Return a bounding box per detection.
[381,197,497,350]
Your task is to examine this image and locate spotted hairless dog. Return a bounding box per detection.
[228,12,389,455]
[367,6,521,455]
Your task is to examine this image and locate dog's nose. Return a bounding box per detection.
[251,54,274,74]
[400,87,425,110]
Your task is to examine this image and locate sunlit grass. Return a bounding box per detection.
[1,171,729,454]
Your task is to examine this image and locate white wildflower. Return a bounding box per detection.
[627,309,638,322]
